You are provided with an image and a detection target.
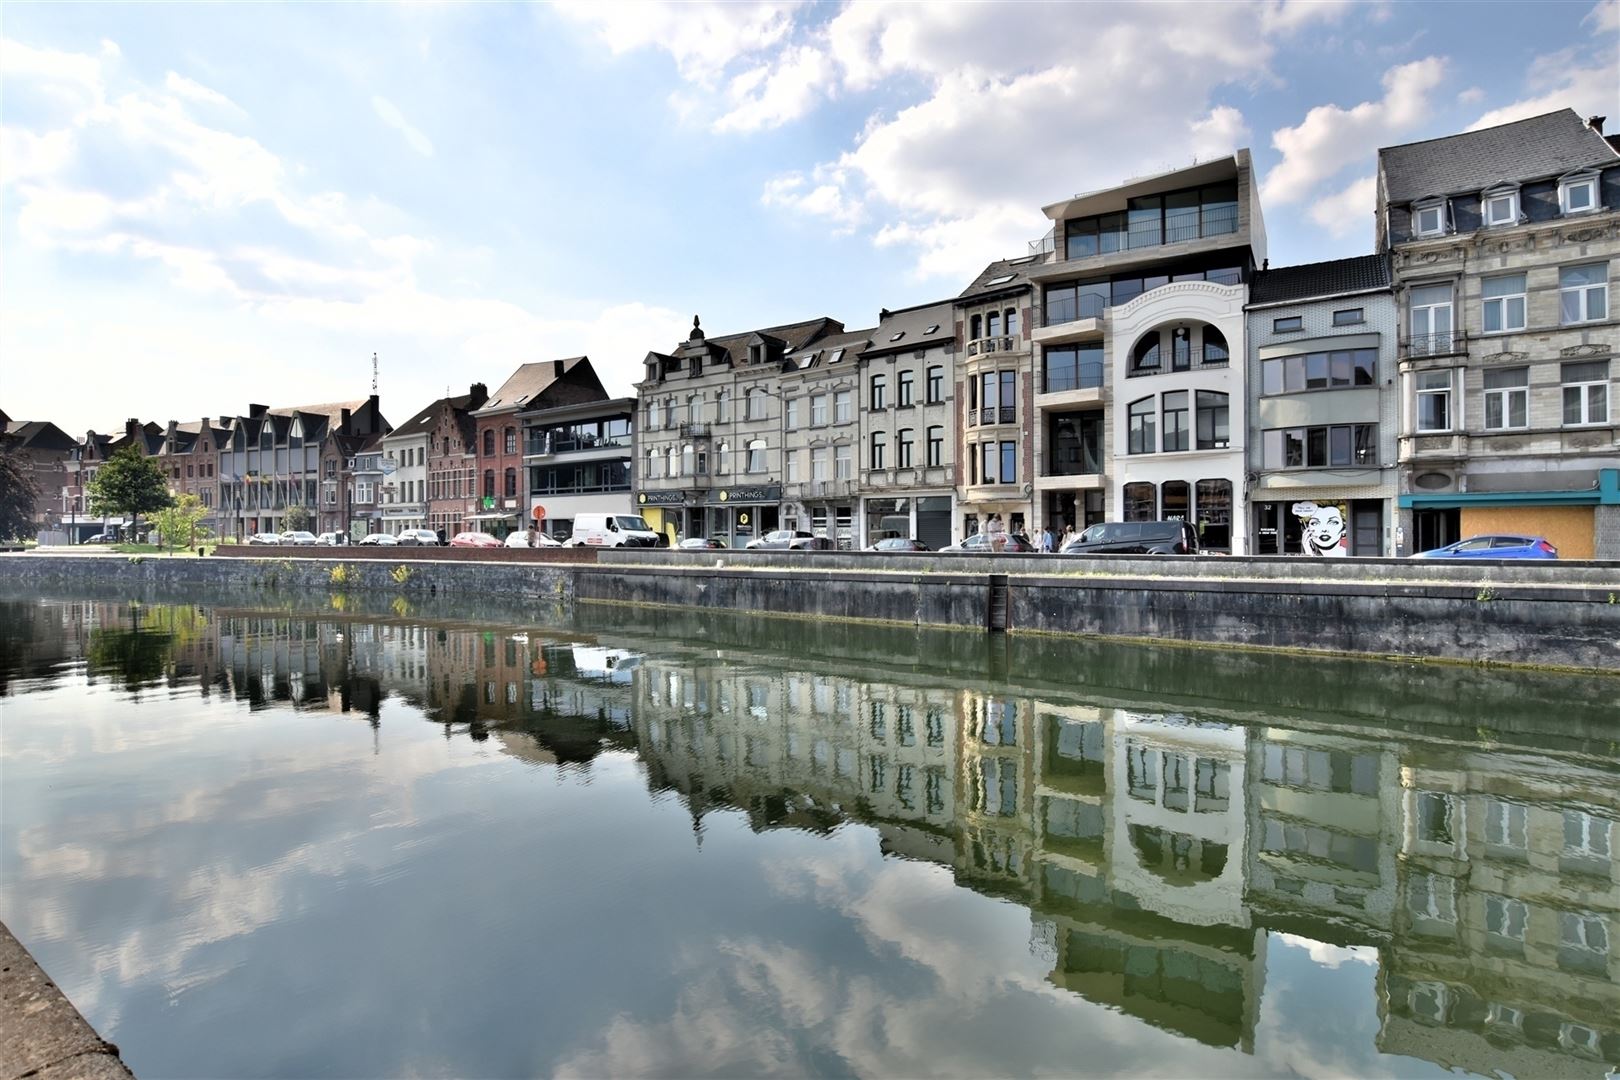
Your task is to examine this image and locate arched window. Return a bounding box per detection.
[260,420,274,451]
[482,469,495,498]
[645,403,658,432]
[1005,309,1020,336]
[682,444,695,475]
[645,447,658,479]
[483,430,495,457]
[1195,479,1233,550]
[717,442,730,475]
[746,388,767,421]
[1131,332,1162,375]
[687,395,700,425]
[288,418,303,449]
[503,467,517,498]
[1124,482,1157,520]
[666,446,679,477]
[1161,480,1190,520]
[1202,326,1230,366]
[871,374,887,410]
[1171,327,1192,371]
[970,314,983,340]
[871,431,887,470]
[987,311,1001,337]
[897,428,914,468]
[746,439,766,473]
[715,389,729,424]
[504,426,516,455]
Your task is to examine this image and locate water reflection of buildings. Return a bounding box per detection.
[7,597,1614,1074]
[625,650,1618,1073]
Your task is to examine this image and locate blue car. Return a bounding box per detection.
[1413,534,1558,559]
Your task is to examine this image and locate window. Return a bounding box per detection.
[1483,367,1529,430]
[834,390,852,423]
[811,448,828,481]
[1560,263,1608,324]
[503,467,517,497]
[1482,187,1519,227]
[1562,361,1609,425]
[811,394,828,426]
[1560,912,1609,954]
[1416,369,1454,432]
[1202,327,1229,365]
[1043,280,1108,324]
[1000,441,1016,485]
[1564,809,1612,859]
[1561,173,1599,215]
[664,398,677,428]
[746,388,768,421]
[897,428,914,468]
[1482,274,1526,333]
[871,374,888,410]
[746,439,766,473]
[834,443,851,480]
[870,431,886,470]
[999,371,1016,423]
[1124,482,1156,520]
[1162,391,1189,452]
[1262,424,1378,468]
[926,426,943,468]
[681,444,695,476]
[897,370,914,407]
[987,311,1001,337]
[715,389,730,423]
[1332,308,1365,326]
[1005,309,1020,336]
[1485,895,1528,941]
[1484,799,1528,849]
[784,449,799,483]
[1273,315,1303,333]
[1196,391,1230,449]
[666,446,679,477]
[686,396,700,425]
[482,469,495,497]
[1043,344,1104,393]
[1130,332,1162,375]
[717,442,730,475]
[1413,200,1445,237]
[785,398,800,430]
[1128,397,1156,454]
[926,366,943,403]
[1262,348,1376,393]
[1410,283,1454,353]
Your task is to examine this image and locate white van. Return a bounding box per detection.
[569,513,662,548]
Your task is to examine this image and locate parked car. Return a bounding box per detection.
[567,513,662,548]
[503,529,561,548]
[315,532,346,546]
[82,532,117,544]
[397,529,441,546]
[357,533,398,546]
[280,531,318,546]
[1060,520,1200,556]
[864,537,931,553]
[1413,534,1558,559]
[747,530,835,550]
[678,537,727,550]
[449,531,503,549]
[943,532,1038,553]
[247,532,282,545]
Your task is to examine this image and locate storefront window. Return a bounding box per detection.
[1124,482,1156,521]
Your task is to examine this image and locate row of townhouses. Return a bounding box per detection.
[4,109,1617,555]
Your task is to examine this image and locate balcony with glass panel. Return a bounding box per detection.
[1029,181,1244,282]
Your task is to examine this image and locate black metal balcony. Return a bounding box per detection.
[679,423,711,439]
[1404,332,1460,357]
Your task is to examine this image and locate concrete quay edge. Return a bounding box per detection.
[0,921,133,1080]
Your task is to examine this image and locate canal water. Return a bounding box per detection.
[1,588,1615,1078]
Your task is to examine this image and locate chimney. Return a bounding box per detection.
[468,382,488,409]
[1587,115,1606,134]
[554,359,565,378]
[366,393,380,433]
[248,403,268,419]
[340,407,352,432]
[125,418,140,440]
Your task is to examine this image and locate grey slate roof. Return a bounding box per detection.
[476,359,588,415]
[957,256,1040,300]
[1380,109,1618,204]
[1249,254,1391,305]
[864,299,956,356]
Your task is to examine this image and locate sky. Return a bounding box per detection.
[2,0,1616,435]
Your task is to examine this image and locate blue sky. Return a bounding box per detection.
[3,0,1615,433]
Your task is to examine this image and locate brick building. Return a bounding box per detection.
[424,383,487,540]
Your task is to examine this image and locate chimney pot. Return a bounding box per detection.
[1588,115,1606,134]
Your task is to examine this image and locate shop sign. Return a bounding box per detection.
[709,485,781,505]
[637,490,689,506]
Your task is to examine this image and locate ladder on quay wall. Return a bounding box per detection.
[986,574,1009,632]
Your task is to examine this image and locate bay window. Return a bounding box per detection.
[1416,369,1453,431]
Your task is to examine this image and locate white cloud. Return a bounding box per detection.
[1465,31,1619,132]
[1190,105,1253,162]
[164,71,240,112]
[1274,932,1379,969]
[760,168,863,232]
[1456,86,1485,105]
[551,0,802,85]
[1306,173,1377,239]
[713,44,831,133]
[1263,56,1447,205]
[371,94,435,156]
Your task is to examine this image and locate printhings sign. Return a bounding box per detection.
[637,490,689,507]
[708,485,781,505]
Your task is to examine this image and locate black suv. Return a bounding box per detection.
[1060,520,1200,555]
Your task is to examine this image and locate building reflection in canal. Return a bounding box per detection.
[7,597,1617,1077]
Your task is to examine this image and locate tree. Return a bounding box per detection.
[152,493,212,554]
[86,446,172,540]
[0,449,41,541]
[283,504,312,532]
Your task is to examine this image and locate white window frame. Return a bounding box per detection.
[784,449,800,483]
[1481,273,1526,334]
[1483,367,1529,431]
[1482,187,1520,228]
[785,398,799,430]
[834,390,853,424]
[1413,200,1445,238]
[1484,894,1528,941]
[1560,263,1609,324]
[811,448,828,482]
[810,394,828,427]
[1484,799,1528,849]
[1560,173,1599,216]
[834,443,852,480]
[1563,809,1612,859]
[1560,911,1609,954]
[745,439,766,474]
[1561,362,1609,426]
[1415,369,1455,433]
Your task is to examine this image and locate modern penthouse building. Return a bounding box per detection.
[1376,109,1620,558]
[520,387,635,543]
[1027,151,1265,550]
[637,316,845,546]
[1244,256,1398,555]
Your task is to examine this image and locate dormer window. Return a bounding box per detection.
[1413,200,1445,238]
[1482,187,1519,228]
[1560,173,1599,216]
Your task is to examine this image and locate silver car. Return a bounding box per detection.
[280,531,318,546]
[397,529,441,546]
